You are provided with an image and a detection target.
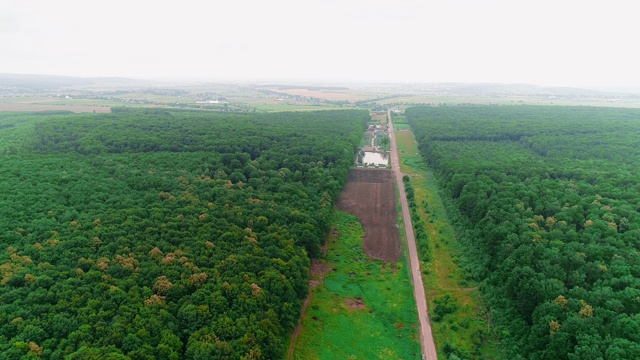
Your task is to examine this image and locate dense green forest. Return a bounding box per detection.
[0,108,366,359]
[407,105,640,359]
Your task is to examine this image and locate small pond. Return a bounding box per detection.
[362,151,389,166]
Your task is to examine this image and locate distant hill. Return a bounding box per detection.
[3,74,638,98]
[0,73,149,90]
[352,82,640,100]
[256,83,350,91]
[413,82,638,97]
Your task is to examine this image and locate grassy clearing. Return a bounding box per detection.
[395,129,501,359]
[293,210,421,360]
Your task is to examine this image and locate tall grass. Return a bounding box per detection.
[395,129,501,359]
[293,211,421,360]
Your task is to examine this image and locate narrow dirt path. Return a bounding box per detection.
[287,254,330,359]
[286,287,313,360]
[388,110,438,360]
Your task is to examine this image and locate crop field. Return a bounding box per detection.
[378,95,640,108]
[0,103,111,113]
[269,88,374,102]
[250,103,347,112]
[336,169,402,261]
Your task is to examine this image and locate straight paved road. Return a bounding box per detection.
[388,110,438,360]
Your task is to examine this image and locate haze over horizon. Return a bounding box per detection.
[2,0,638,88]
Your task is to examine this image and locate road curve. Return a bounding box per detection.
[388,110,438,360]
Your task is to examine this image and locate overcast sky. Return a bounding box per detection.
[1,0,638,87]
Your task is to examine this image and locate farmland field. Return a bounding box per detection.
[0,103,111,113]
[268,88,375,102]
[292,167,420,359]
[336,169,402,261]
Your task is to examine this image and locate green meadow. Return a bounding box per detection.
[293,211,421,360]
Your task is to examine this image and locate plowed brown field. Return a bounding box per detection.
[336,168,402,261]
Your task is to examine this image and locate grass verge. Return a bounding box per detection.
[395,128,501,359]
[293,210,421,360]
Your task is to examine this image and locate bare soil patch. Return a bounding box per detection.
[336,168,402,261]
[371,112,387,121]
[309,258,329,289]
[345,297,366,309]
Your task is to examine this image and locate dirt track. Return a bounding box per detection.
[336,168,402,261]
[388,110,438,359]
